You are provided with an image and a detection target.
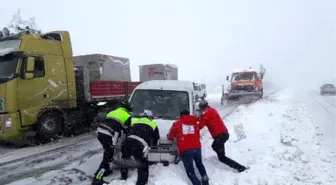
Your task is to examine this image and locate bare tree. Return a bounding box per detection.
[7,9,41,34]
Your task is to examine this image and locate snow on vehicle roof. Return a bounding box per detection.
[165,64,178,68]
[135,80,195,92]
[233,68,257,73]
[139,63,178,68]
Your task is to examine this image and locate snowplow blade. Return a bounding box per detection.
[222,91,263,105]
[226,91,263,98]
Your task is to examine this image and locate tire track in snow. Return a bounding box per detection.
[0,139,102,185]
[0,133,96,167]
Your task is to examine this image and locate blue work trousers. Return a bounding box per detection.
[180,149,208,185]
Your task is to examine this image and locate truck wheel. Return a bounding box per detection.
[36,111,63,143]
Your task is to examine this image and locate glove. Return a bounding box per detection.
[142,146,150,158]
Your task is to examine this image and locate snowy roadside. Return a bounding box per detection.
[201,88,336,185]
[111,88,335,185]
[306,91,335,150]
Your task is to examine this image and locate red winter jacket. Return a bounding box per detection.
[199,106,228,138]
[167,115,201,154]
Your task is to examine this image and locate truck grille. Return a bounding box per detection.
[231,84,255,91]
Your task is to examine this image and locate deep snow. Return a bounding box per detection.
[2,89,336,185]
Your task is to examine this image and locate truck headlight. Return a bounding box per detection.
[5,117,12,128]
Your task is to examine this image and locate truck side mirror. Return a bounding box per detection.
[24,57,35,79]
[226,76,229,81]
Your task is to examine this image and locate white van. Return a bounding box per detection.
[113,80,199,165]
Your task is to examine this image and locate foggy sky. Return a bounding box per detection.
[0,0,335,91]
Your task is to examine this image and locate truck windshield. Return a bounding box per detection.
[323,84,335,88]
[232,72,255,81]
[130,89,190,120]
[0,39,22,50]
[0,54,18,83]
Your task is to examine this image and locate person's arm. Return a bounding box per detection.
[167,122,177,141]
[124,116,132,128]
[122,116,132,135]
[198,113,208,129]
[153,127,160,146]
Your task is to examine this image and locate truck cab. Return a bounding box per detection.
[113,80,199,165]
[225,69,263,100]
[0,28,140,144]
[0,28,77,143]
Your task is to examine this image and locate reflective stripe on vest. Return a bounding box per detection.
[106,107,131,125]
[128,135,148,147]
[131,117,157,130]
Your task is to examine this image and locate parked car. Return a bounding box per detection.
[320,84,336,95]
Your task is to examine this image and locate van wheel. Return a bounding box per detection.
[36,111,64,143]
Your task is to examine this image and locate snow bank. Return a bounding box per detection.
[106,88,335,185]
[200,88,335,185]
[5,88,334,185]
[233,68,257,73]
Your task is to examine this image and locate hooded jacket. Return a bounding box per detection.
[167,115,201,153]
[199,106,228,138]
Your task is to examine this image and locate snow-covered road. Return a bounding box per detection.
[3,88,335,185]
[0,92,247,185]
[306,91,336,150]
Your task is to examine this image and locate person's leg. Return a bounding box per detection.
[132,144,149,185]
[94,134,114,176]
[212,133,246,171]
[135,159,149,185]
[193,149,209,185]
[180,150,201,185]
[120,139,132,180]
[92,133,113,185]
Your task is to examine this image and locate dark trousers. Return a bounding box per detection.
[212,132,244,170]
[120,138,148,185]
[180,149,208,185]
[94,133,114,179]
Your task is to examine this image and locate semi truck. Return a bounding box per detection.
[0,27,141,144]
[139,64,178,82]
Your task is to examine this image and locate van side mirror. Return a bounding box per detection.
[226,76,229,81]
[24,57,35,79]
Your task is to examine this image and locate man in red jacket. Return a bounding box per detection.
[198,100,247,173]
[167,109,209,185]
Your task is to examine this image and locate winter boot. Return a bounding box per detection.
[91,178,108,185]
[201,175,209,185]
[237,166,247,173]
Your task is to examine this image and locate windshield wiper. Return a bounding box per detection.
[0,77,10,83]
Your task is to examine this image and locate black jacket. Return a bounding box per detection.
[128,124,160,147]
[98,116,131,135]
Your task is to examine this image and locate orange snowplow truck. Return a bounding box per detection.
[224,69,263,101]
